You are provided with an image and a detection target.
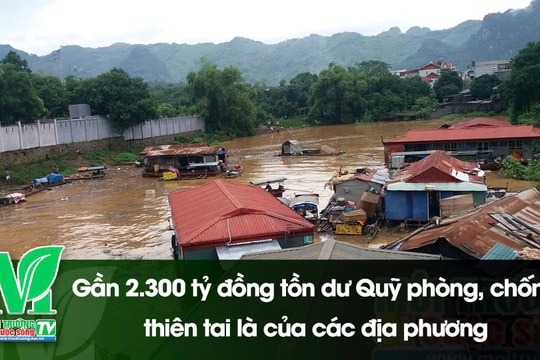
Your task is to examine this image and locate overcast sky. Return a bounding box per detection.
[1,0,533,56]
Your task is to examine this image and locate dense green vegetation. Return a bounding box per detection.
[5,43,540,137]
[2,38,540,186]
[502,157,540,191]
[503,42,540,126]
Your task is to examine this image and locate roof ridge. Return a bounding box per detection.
[215,180,245,209]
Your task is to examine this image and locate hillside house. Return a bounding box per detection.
[469,60,512,81]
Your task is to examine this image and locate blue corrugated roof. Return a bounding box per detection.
[481,243,517,260]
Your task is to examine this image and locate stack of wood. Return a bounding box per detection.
[339,208,367,223]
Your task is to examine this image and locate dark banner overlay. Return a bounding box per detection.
[1,260,540,359]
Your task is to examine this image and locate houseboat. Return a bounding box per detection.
[139,144,228,179]
[168,180,315,260]
[281,140,340,156]
[383,150,487,223]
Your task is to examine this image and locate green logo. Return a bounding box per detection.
[0,246,64,315]
[35,319,57,336]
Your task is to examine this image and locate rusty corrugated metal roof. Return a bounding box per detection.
[140,144,222,157]
[168,180,315,249]
[399,188,540,258]
[387,150,484,185]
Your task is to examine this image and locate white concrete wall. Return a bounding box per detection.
[0,115,204,152]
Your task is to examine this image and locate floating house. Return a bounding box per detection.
[327,168,389,203]
[384,151,487,222]
[382,118,540,167]
[388,188,540,259]
[139,143,227,178]
[281,139,338,156]
[168,180,315,259]
[281,140,302,155]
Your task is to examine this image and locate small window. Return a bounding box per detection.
[478,142,489,154]
[508,140,523,153]
[444,143,457,152]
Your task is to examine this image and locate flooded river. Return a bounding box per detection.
[1,119,537,259]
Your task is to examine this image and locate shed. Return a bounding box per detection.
[384,151,487,222]
[281,140,302,155]
[328,168,389,203]
[168,180,315,259]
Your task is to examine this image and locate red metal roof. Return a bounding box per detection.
[421,73,439,80]
[449,117,512,128]
[168,180,315,249]
[387,151,484,184]
[399,188,540,258]
[419,63,441,70]
[382,124,540,144]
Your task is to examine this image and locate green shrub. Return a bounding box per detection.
[502,156,540,181]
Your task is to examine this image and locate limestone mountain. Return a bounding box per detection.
[1,0,539,85]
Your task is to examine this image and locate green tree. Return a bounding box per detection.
[469,74,500,100]
[0,54,45,124]
[308,63,368,124]
[150,83,191,116]
[433,71,463,100]
[287,72,318,115]
[70,68,157,131]
[156,103,178,118]
[31,75,69,118]
[401,77,435,106]
[1,51,32,73]
[411,96,437,118]
[354,60,391,77]
[185,63,256,136]
[504,42,540,123]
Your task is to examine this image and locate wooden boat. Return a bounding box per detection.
[223,164,243,178]
[68,165,107,180]
[250,177,287,197]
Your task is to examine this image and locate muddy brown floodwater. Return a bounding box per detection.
[1,119,537,259]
